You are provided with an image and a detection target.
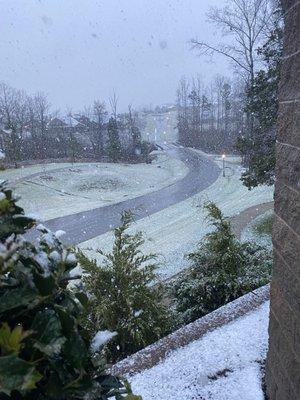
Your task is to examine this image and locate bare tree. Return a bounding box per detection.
[192,0,276,139]
[0,83,18,131]
[190,77,202,137]
[28,92,51,158]
[191,0,273,85]
[176,77,190,146]
[176,74,246,152]
[80,102,108,159]
[109,92,118,120]
[126,104,142,154]
[92,100,107,158]
[0,83,28,165]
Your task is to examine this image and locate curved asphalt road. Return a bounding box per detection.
[35,145,220,245]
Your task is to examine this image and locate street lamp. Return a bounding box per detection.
[222,154,226,177]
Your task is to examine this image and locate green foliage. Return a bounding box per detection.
[130,125,142,154]
[239,11,283,189]
[0,182,133,399]
[78,211,171,362]
[140,141,155,163]
[236,129,276,188]
[173,202,272,324]
[0,182,35,242]
[107,117,121,162]
[0,323,32,355]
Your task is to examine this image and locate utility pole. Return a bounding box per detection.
[222,154,226,177]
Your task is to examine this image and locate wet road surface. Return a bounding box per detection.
[32,145,220,245]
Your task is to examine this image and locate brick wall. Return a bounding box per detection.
[266,1,300,399]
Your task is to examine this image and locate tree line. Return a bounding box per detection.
[178,0,283,189]
[0,83,152,166]
[176,75,246,152]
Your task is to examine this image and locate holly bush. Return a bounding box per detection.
[0,182,140,399]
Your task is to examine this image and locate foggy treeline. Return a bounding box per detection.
[176,75,246,152]
[0,82,151,166]
[177,0,280,157]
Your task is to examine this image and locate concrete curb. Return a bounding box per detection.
[111,285,270,376]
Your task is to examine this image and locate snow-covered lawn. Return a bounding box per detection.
[129,301,269,400]
[0,162,77,182]
[241,209,273,249]
[0,153,188,220]
[79,151,274,280]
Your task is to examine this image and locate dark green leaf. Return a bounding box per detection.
[63,330,87,369]
[32,310,65,356]
[0,355,42,395]
[0,286,38,314]
[33,272,56,296]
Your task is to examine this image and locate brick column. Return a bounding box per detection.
[265,1,300,399]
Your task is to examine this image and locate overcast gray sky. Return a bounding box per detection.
[0,0,230,112]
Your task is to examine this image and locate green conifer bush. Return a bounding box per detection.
[173,202,272,324]
[107,118,121,162]
[78,211,171,362]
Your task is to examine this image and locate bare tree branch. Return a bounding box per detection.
[191,40,251,74]
[109,91,118,120]
[191,0,274,83]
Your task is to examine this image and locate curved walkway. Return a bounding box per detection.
[231,201,274,239]
[34,145,220,245]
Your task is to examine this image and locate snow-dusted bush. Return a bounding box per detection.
[78,211,171,362]
[173,202,272,324]
[0,183,137,399]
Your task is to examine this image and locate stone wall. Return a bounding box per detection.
[266,1,300,399]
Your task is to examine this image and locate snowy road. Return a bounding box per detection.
[80,150,274,280]
[30,144,220,245]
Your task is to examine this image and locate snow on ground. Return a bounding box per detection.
[0,162,77,182]
[79,152,274,280]
[241,209,273,250]
[129,301,269,400]
[0,153,188,220]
